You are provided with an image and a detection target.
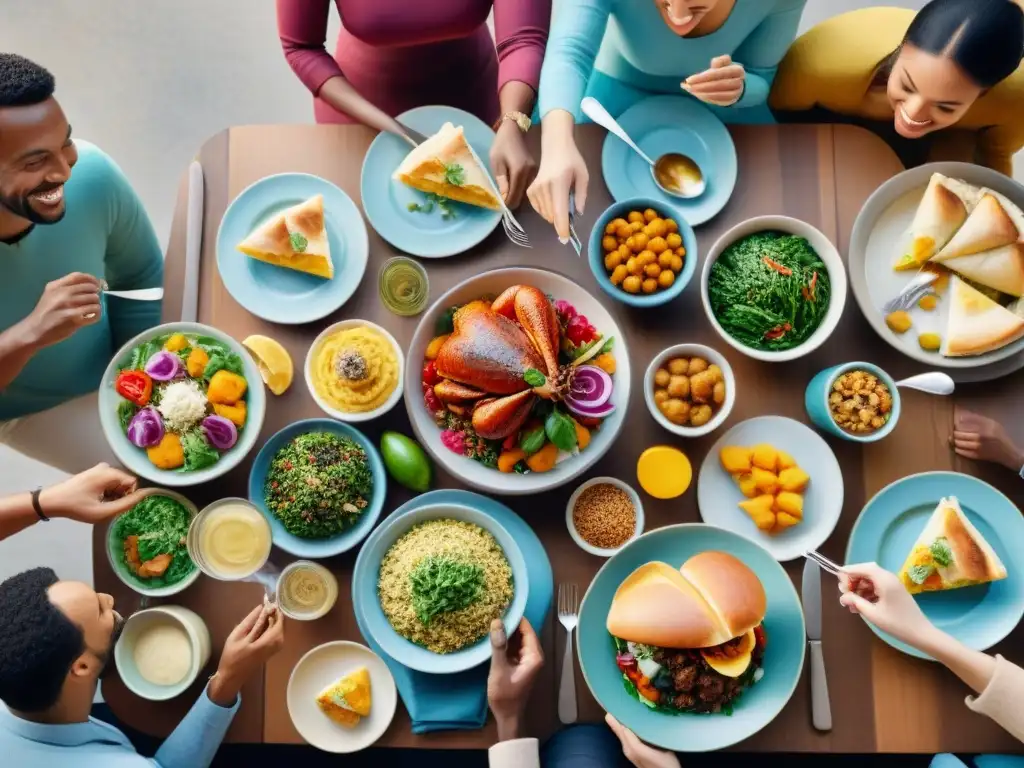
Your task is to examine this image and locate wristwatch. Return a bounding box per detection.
[493,110,532,134]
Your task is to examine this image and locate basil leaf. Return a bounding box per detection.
[929,537,953,568]
[524,368,547,387]
[443,162,465,187]
[289,232,308,253]
[545,409,578,453]
[908,564,935,585]
[519,426,547,456]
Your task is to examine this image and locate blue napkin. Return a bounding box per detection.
[353,489,553,734]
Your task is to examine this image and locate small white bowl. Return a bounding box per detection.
[305,319,405,423]
[566,476,645,557]
[114,606,211,701]
[700,215,848,363]
[644,343,736,438]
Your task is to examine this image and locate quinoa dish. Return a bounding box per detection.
[378,519,514,654]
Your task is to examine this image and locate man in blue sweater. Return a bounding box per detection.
[0,53,163,472]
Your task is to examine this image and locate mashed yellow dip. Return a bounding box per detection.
[312,326,398,413]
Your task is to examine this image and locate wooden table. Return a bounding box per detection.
[94,123,1024,754]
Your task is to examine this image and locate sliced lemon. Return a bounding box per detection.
[242,335,293,395]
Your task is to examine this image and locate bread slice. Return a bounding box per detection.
[898,496,1007,594]
[932,193,1021,262]
[315,666,372,728]
[393,122,502,210]
[237,194,333,279]
[895,174,975,269]
[943,276,1024,356]
[938,242,1024,297]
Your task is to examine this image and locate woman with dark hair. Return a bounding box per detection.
[769,0,1024,175]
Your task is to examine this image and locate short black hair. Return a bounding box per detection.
[0,53,56,109]
[0,567,83,712]
[906,0,1024,88]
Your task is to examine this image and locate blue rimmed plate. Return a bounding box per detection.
[577,524,805,752]
[360,105,501,258]
[601,96,737,227]
[846,471,1024,659]
[216,173,368,324]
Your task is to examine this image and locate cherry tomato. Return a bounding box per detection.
[115,370,153,406]
[422,360,441,386]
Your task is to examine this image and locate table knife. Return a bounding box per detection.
[180,160,204,323]
[802,558,832,731]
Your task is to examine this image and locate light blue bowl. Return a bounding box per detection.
[248,418,386,558]
[588,197,697,308]
[352,502,529,674]
[846,471,1024,659]
[577,524,805,752]
[805,362,901,443]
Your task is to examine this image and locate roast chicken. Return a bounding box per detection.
[432,286,565,440]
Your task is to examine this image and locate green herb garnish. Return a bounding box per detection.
[524,368,546,387]
[435,306,458,335]
[181,430,219,472]
[409,554,484,626]
[202,346,244,380]
[443,162,465,187]
[289,232,308,253]
[930,537,953,568]
[908,564,935,585]
[117,400,139,431]
[519,426,547,456]
[545,408,578,453]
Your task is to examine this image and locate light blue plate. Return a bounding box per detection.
[216,173,368,324]
[601,96,737,227]
[846,471,1024,659]
[360,105,501,258]
[352,500,529,675]
[247,418,386,558]
[577,524,805,752]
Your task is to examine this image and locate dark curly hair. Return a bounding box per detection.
[0,568,83,712]
[0,53,56,109]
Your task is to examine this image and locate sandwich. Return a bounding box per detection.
[393,122,502,211]
[315,666,372,728]
[237,194,333,279]
[607,553,767,715]
[942,276,1024,356]
[895,173,977,270]
[898,496,1007,594]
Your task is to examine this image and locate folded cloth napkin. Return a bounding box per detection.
[353,490,553,734]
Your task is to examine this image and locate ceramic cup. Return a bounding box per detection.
[276,560,339,621]
[805,361,901,443]
[114,605,211,701]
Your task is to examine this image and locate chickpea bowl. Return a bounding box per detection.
[804,362,901,443]
[644,343,736,438]
[588,197,697,308]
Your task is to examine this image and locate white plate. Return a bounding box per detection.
[286,641,397,753]
[849,162,1024,375]
[697,416,844,562]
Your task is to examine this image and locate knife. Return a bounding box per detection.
[802,558,832,731]
[180,160,204,323]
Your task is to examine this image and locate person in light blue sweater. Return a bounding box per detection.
[0,54,163,472]
[528,0,806,241]
[0,567,284,768]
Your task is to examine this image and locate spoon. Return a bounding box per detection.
[894,372,955,396]
[580,96,706,199]
[103,287,164,301]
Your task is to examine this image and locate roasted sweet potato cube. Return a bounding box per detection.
[774,491,804,519]
[776,450,797,471]
[719,446,752,474]
[735,472,758,499]
[751,467,779,495]
[778,467,810,493]
[774,512,801,531]
[739,495,776,532]
[751,444,778,472]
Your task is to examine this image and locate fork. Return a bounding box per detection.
[882,270,939,314]
[501,208,532,248]
[803,551,879,603]
[557,583,579,724]
[566,192,583,256]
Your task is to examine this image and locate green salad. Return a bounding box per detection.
[113,494,196,588]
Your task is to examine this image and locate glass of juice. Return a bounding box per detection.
[187,498,273,581]
[276,560,338,621]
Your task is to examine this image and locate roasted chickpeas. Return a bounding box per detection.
[601,207,685,296]
[651,355,728,429]
[829,369,892,435]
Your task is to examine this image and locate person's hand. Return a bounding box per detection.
[952,408,1024,472]
[838,562,936,648]
[21,272,103,348]
[209,602,285,706]
[527,113,588,243]
[490,121,537,210]
[38,463,146,523]
[605,714,681,768]
[487,618,544,741]
[681,55,746,107]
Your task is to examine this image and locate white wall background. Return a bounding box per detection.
[0,0,1019,583]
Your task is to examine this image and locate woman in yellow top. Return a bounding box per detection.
[769,0,1024,176]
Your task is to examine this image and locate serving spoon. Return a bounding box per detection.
[580,96,706,199]
[894,372,955,396]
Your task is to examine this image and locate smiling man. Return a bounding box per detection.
[0,53,163,471]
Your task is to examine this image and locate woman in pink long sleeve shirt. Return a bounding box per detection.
[277,0,550,208]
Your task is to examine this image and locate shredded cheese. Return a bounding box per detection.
[157,380,208,432]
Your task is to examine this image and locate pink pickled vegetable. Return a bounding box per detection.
[127,407,164,448]
[144,351,183,381]
[201,415,237,451]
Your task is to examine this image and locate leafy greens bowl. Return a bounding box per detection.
[699,216,847,363]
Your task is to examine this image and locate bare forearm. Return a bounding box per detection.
[920,627,998,694]
[498,80,536,117]
[317,76,401,135]
[0,322,39,392]
[541,109,576,150]
[0,492,38,541]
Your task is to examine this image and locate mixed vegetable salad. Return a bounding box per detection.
[115,332,249,472]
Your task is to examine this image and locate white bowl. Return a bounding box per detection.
[644,343,735,438]
[565,476,645,557]
[700,216,848,363]
[114,606,211,701]
[305,319,405,423]
[287,641,397,753]
[404,267,631,495]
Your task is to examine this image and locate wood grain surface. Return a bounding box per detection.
[93,122,1024,754]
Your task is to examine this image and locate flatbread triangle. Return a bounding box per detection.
[895,173,977,269]
[237,194,333,279]
[942,276,1024,356]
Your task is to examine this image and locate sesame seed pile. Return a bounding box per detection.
[572,484,636,549]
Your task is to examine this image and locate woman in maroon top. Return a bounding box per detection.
[277,0,550,208]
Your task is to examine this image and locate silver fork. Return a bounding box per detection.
[557,583,579,724]
[566,192,583,256]
[882,270,939,314]
[501,208,531,248]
